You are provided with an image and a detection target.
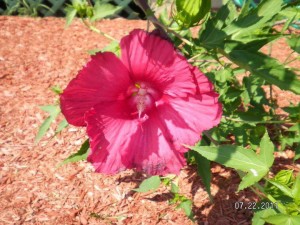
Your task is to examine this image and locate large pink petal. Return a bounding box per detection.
[156,94,222,148]
[120,29,196,97]
[129,110,187,175]
[85,101,139,174]
[60,52,131,126]
[86,102,186,175]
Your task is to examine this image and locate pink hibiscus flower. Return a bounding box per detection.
[60,29,222,175]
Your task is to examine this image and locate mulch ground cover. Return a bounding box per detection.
[0,16,299,225]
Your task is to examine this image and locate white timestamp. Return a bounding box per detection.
[234,201,279,210]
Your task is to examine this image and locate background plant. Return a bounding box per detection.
[0,0,141,18]
[0,0,52,16]
[36,0,300,223]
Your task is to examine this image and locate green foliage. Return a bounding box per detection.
[36,86,69,143]
[223,46,300,95]
[187,144,212,199]
[65,0,124,27]
[156,0,164,7]
[252,170,300,223]
[133,176,161,192]
[35,105,60,144]
[263,214,300,225]
[55,119,69,134]
[51,85,63,95]
[91,0,122,22]
[167,1,300,217]
[176,199,194,221]
[1,0,52,16]
[265,171,300,214]
[65,6,77,27]
[223,0,283,39]
[133,176,194,221]
[198,0,300,94]
[168,181,195,221]
[175,0,211,28]
[58,139,90,166]
[287,35,300,54]
[190,132,274,191]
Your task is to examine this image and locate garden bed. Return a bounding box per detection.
[0,16,299,225]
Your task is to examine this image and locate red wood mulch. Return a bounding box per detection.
[0,16,299,225]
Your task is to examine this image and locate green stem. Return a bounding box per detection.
[283,51,295,65]
[267,43,274,113]
[284,57,298,66]
[202,131,219,146]
[249,186,265,199]
[134,0,193,46]
[223,116,294,124]
[188,53,201,61]
[86,0,93,6]
[81,19,117,42]
[253,182,286,214]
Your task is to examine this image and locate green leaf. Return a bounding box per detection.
[259,132,275,168]
[190,144,272,191]
[282,104,300,119]
[252,208,277,225]
[35,105,60,144]
[65,6,77,27]
[176,200,195,221]
[200,0,237,33]
[40,105,60,117]
[88,41,120,56]
[35,117,54,144]
[189,151,212,199]
[215,0,238,29]
[58,139,90,166]
[87,48,101,55]
[133,176,161,193]
[227,34,282,51]
[288,124,300,132]
[224,0,283,39]
[55,119,69,134]
[51,85,62,95]
[91,2,122,22]
[287,35,300,54]
[238,0,252,18]
[294,145,300,161]
[171,182,179,194]
[102,41,120,56]
[267,180,294,198]
[274,170,294,186]
[223,48,300,94]
[215,68,233,83]
[175,0,211,28]
[279,6,300,24]
[156,0,164,6]
[291,174,300,201]
[263,214,300,225]
[198,1,236,48]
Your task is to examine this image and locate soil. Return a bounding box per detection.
[0,16,299,225]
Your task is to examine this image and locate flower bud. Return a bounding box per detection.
[175,0,211,28]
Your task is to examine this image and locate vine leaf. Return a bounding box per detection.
[190,132,274,191]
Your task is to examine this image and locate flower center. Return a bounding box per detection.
[128,82,159,119]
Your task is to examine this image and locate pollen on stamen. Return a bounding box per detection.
[128,82,159,120]
[136,95,146,118]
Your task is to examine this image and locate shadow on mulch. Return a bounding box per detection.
[189,156,298,225]
[183,165,255,225]
[114,155,299,225]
